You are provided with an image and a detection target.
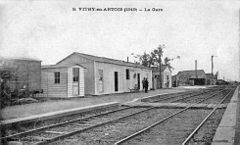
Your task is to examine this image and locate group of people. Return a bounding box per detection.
[142,77,149,93]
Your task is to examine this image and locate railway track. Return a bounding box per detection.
[114,88,234,145]
[150,87,226,103]
[145,90,199,103]
[172,88,232,104]
[182,89,235,145]
[1,88,204,141]
[2,86,233,145]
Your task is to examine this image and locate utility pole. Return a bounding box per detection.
[211,55,213,75]
[211,55,217,75]
[195,60,198,78]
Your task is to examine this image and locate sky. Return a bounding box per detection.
[0,0,239,81]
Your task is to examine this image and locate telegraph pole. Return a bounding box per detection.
[211,55,213,75]
[211,55,217,75]
[195,60,198,78]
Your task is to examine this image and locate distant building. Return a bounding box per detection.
[205,73,217,85]
[40,52,152,97]
[175,69,206,86]
[216,79,229,85]
[0,57,41,92]
[152,65,172,89]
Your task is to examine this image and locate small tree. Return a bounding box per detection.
[164,57,173,69]
[132,52,154,68]
[133,44,165,88]
[139,52,151,67]
[152,45,164,88]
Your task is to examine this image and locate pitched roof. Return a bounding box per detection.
[57,52,151,70]
[177,69,206,78]
[205,73,216,79]
[206,73,213,76]
[0,56,41,62]
[42,64,86,69]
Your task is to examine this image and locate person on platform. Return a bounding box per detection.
[145,78,149,93]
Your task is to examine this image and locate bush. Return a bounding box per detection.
[0,80,12,109]
[0,69,39,107]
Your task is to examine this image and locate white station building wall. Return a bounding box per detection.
[162,67,172,88]
[94,61,152,95]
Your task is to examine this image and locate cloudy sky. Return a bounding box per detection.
[0,0,239,81]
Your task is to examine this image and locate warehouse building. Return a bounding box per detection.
[175,69,206,86]
[0,57,41,93]
[41,52,152,97]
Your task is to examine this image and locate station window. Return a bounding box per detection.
[54,72,60,84]
[98,69,103,81]
[73,68,79,82]
[126,69,130,80]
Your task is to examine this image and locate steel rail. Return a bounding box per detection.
[0,90,205,140]
[169,88,224,103]
[3,87,226,144]
[34,107,157,145]
[170,90,223,103]
[151,89,217,103]
[113,89,227,145]
[0,106,133,140]
[170,92,213,103]
[4,89,190,140]
[150,91,198,103]
[35,90,223,145]
[1,90,197,140]
[143,90,193,103]
[0,90,197,141]
[181,89,234,145]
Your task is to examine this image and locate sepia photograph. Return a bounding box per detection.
[0,0,240,144]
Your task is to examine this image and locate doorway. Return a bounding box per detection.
[193,78,205,85]
[114,71,118,92]
[137,73,140,89]
[72,68,79,96]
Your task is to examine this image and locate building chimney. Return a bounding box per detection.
[195,60,198,78]
[127,57,129,62]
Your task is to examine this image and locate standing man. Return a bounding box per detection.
[145,78,149,93]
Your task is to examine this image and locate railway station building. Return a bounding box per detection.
[40,64,85,97]
[152,65,172,89]
[41,52,152,97]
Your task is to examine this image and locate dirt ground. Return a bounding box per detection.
[1,88,189,120]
